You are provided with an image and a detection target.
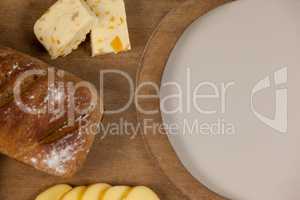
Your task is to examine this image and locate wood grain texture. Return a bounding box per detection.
[137,0,233,200]
[0,0,230,199]
[0,0,186,200]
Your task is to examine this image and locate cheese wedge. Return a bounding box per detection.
[34,0,96,59]
[86,0,131,56]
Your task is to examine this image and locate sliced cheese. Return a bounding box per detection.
[124,186,160,200]
[61,186,87,200]
[86,0,131,56]
[35,184,72,200]
[82,183,111,200]
[102,186,131,200]
[34,0,96,59]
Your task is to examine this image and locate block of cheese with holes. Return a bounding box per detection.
[86,0,131,56]
[34,0,96,59]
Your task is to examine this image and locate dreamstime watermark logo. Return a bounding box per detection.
[10,66,288,138]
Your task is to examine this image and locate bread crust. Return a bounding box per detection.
[0,47,103,177]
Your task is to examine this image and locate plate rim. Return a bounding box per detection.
[136,0,233,199]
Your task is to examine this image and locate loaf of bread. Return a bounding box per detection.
[0,47,103,177]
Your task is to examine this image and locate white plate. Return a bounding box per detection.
[160,0,300,199]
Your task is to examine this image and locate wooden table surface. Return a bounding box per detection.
[0,0,188,199]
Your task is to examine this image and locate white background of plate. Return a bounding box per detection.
[160,0,300,199]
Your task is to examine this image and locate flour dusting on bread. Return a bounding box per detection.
[0,47,102,177]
